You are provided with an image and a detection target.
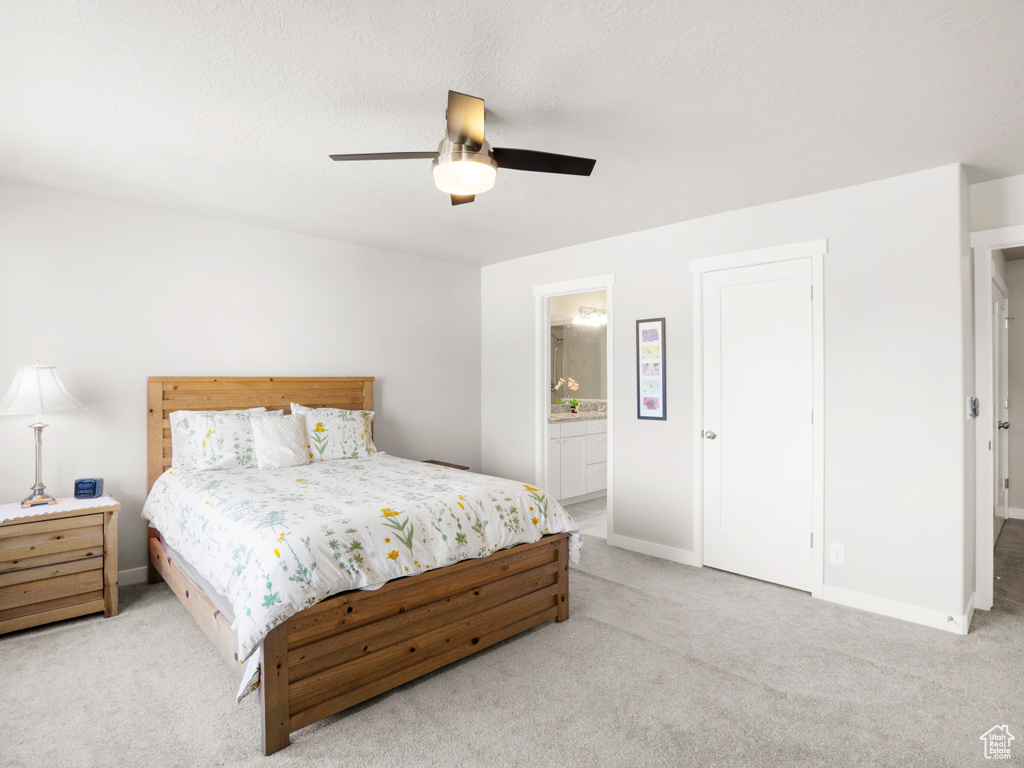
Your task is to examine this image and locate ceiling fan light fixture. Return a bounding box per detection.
[432,138,497,196]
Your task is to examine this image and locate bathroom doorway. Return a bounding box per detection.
[534,275,614,539]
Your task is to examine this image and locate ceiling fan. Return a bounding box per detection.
[329,90,597,206]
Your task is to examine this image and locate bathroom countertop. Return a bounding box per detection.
[548,412,607,424]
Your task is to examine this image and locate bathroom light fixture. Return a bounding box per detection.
[573,305,607,327]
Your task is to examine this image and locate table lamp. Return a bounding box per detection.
[0,364,86,507]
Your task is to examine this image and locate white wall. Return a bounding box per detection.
[0,179,481,579]
[971,173,1024,231]
[482,164,969,619]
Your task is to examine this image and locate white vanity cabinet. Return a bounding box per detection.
[585,419,608,493]
[548,418,607,502]
[558,421,589,498]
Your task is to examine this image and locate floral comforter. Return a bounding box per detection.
[142,453,581,665]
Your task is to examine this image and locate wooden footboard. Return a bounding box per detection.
[149,528,570,755]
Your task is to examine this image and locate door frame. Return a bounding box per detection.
[993,277,1010,541]
[972,225,1024,611]
[533,274,615,530]
[690,239,827,598]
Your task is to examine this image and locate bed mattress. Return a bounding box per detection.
[142,453,581,665]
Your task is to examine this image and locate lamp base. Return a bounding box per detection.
[21,490,57,508]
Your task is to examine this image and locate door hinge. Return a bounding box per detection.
[1005,478,1010,490]
[810,285,813,301]
[810,532,813,548]
[810,408,814,424]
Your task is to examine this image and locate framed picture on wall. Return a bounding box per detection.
[636,318,666,420]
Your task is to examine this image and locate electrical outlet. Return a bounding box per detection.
[829,543,845,565]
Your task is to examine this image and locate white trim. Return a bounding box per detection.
[532,274,616,297]
[691,271,704,568]
[688,238,828,274]
[971,228,1024,612]
[606,533,700,566]
[558,490,606,506]
[691,239,828,597]
[971,225,1024,249]
[534,274,615,538]
[1009,507,1024,520]
[119,566,148,586]
[993,271,1009,304]
[975,243,994,610]
[534,297,549,489]
[823,585,973,635]
[811,253,825,598]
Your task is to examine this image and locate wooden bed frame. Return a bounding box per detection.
[146,377,569,755]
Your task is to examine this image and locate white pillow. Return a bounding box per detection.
[291,404,376,461]
[251,413,309,470]
[169,408,267,470]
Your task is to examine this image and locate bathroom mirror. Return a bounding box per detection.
[549,290,608,407]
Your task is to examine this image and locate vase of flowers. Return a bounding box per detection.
[555,377,581,413]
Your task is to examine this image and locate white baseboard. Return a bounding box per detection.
[1009,507,1024,520]
[822,585,973,635]
[606,532,700,567]
[559,490,606,506]
[118,566,148,586]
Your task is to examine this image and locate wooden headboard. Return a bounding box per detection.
[147,376,375,493]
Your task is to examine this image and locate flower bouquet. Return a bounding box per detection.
[555,377,582,413]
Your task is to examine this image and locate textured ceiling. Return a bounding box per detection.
[2,1,1024,266]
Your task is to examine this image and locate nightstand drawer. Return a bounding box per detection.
[0,556,103,589]
[0,514,104,570]
[0,567,104,612]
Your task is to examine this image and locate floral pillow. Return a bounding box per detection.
[290,404,376,461]
[169,408,270,471]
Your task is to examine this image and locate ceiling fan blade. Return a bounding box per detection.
[447,91,485,149]
[329,152,435,161]
[451,194,475,206]
[492,148,596,176]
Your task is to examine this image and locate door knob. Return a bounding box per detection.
[999,422,1011,430]
[704,430,717,440]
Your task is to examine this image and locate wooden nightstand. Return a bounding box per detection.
[0,495,119,634]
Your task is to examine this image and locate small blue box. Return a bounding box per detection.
[74,478,104,499]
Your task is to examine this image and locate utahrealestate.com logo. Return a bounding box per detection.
[980,725,1014,760]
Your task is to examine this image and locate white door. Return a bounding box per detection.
[993,285,1010,543]
[702,258,813,591]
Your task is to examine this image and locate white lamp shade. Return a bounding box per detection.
[0,365,86,416]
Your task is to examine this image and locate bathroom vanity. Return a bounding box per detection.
[547,411,607,503]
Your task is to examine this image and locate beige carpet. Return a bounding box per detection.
[2,524,1022,767]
